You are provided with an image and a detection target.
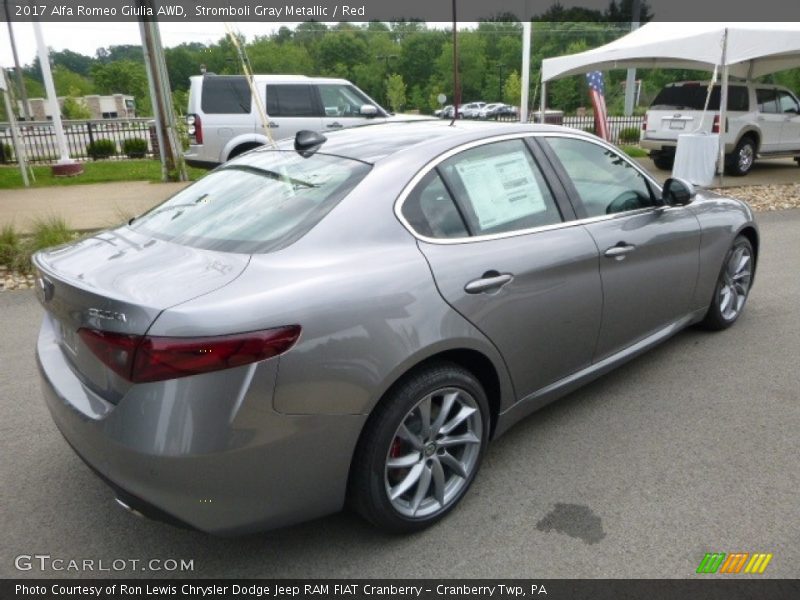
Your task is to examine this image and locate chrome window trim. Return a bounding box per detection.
[393,131,665,246]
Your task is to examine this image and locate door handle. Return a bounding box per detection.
[604,243,636,260]
[326,122,343,129]
[464,272,514,294]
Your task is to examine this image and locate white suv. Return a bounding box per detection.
[641,81,800,175]
[184,74,390,168]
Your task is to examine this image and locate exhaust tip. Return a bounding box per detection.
[115,497,144,518]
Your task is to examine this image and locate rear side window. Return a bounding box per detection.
[438,139,563,236]
[777,91,799,114]
[131,152,370,253]
[200,76,252,114]
[402,171,468,239]
[266,84,321,117]
[757,89,779,113]
[650,85,748,112]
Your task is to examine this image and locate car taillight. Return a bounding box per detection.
[78,325,301,383]
[187,114,202,144]
[712,115,720,133]
[642,115,647,131]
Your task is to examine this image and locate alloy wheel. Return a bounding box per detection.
[384,387,483,518]
[719,244,753,321]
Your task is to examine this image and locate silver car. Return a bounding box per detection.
[35,121,758,535]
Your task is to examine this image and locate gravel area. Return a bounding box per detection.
[711,183,800,211]
[1,185,798,292]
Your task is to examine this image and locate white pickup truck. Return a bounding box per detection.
[641,81,800,175]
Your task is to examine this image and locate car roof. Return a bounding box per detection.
[191,74,351,85]
[242,120,585,165]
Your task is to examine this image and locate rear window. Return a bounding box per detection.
[201,76,252,114]
[650,85,749,112]
[130,152,370,253]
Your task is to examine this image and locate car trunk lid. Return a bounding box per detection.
[34,227,249,402]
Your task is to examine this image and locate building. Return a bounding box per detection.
[20,94,136,121]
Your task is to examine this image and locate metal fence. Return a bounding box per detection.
[495,114,645,146]
[0,118,155,164]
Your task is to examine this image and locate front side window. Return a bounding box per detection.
[131,152,370,253]
[318,85,376,117]
[265,84,321,117]
[777,91,800,114]
[545,137,656,218]
[438,139,563,236]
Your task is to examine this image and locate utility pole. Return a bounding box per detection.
[451,0,460,119]
[138,0,187,182]
[3,0,31,121]
[623,0,642,116]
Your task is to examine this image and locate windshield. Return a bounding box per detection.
[650,85,749,112]
[131,152,371,253]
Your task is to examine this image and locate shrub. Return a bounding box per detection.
[0,224,22,267]
[30,216,75,254]
[1,143,13,163]
[122,138,148,158]
[86,139,117,160]
[618,126,641,144]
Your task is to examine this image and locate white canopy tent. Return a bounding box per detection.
[540,22,800,176]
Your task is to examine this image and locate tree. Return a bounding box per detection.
[91,60,151,115]
[386,73,407,112]
[52,66,94,97]
[61,91,92,120]
[503,70,522,106]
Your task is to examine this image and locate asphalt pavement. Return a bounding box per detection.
[1,210,798,579]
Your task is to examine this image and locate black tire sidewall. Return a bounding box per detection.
[728,138,755,176]
[703,236,754,330]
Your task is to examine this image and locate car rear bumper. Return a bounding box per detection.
[36,317,366,536]
[641,137,735,154]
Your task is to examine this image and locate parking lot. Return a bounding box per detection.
[1,209,798,579]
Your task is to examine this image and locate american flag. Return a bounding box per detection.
[586,71,610,141]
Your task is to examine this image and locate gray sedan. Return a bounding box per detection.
[34,121,757,535]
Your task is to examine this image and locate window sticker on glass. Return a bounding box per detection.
[454,151,547,229]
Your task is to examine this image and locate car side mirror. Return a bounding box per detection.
[662,177,696,206]
[360,105,378,117]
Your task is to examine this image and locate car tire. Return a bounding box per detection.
[652,154,674,170]
[701,235,754,331]
[726,137,756,176]
[349,362,490,533]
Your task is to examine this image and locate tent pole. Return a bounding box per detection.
[540,81,547,123]
[520,21,531,123]
[717,29,729,185]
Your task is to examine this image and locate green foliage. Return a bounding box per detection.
[0,224,22,268]
[30,217,75,254]
[620,145,648,157]
[618,126,641,144]
[61,92,92,120]
[1,143,13,163]
[52,66,94,97]
[122,138,148,158]
[86,139,117,160]
[503,71,522,105]
[386,73,407,112]
[91,60,151,115]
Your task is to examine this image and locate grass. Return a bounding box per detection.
[0,218,79,273]
[0,160,206,190]
[620,145,648,158]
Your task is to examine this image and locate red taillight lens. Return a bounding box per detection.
[78,329,140,381]
[712,115,721,133]
[78,326,301,383]
[642,116,647,131]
